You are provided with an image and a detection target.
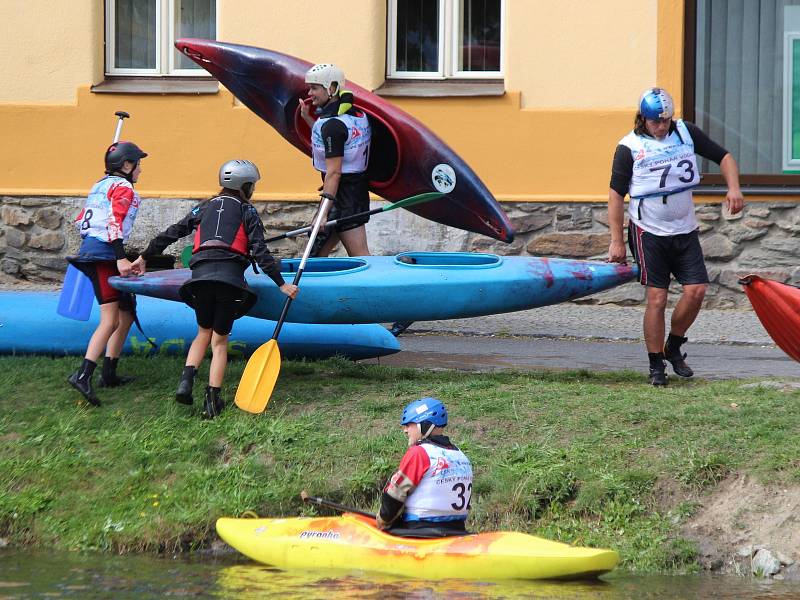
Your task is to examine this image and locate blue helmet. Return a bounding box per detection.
[639,87,674,121]
[400,397,448,427]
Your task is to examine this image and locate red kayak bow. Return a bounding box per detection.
[740,274,800,362]
[175,38,514,242]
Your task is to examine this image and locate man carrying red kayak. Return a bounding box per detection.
[299,62,372,258]
[377,398,473,536]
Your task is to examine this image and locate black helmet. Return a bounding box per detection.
[105,141,147,174]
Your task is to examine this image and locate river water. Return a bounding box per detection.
[1,550,799,599]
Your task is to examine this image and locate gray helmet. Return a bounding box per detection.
[219,159,260,191]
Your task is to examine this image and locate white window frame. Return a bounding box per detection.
[387,0,505,80]
[105,0,218,76]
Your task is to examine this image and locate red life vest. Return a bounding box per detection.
[192,195,249,256]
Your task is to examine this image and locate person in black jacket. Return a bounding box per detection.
[131,160,297,418]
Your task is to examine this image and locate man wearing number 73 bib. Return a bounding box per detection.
[376,398,473,537]
[607,87,744,387]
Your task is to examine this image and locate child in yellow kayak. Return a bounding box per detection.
[377,398,473,537]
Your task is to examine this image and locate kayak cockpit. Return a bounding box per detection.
[279,257,368,275]
[395,252,502,269]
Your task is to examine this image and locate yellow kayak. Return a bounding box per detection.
[215,513,619,580]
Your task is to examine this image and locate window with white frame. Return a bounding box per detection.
[387,0,504,79]
[106,0,217,76]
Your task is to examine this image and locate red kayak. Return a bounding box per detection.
[175,38,513,242]
[740,275,800,362]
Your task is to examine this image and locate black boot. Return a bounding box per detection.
[664,333,694,378]
[175,366,197,405]
[389,321,414,336]
[67,359,100,406]
[98,357,136,388]
[648,352,668,387]
[201,386,225,419]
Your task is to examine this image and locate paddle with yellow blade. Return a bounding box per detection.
[234,193,334,414]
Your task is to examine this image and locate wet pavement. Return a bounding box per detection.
[366,334,797,380]
[365,304,799,380]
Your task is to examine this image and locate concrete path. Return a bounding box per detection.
[364,304,799,380]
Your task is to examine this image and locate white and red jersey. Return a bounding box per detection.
[385,440,473,523]
[74,175,140,243]
[311,111,371,174]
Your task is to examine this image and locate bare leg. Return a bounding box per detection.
[669,284,706,337]
[186,327,213,368]
[315,231,341,257]
[85,302,120,362]
[105,307,134,359]
[208,332,230,388]
[643,287,668,353]
[338,225,370,256]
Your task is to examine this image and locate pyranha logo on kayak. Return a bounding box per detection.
[299,529,341,540]
[432,164,456,194]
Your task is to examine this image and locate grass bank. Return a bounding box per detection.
[1,355,799,572]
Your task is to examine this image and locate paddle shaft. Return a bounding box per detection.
[270,195,332,340]
[112,111,130,143]
[264,192,442,244]
[302,494,374,519]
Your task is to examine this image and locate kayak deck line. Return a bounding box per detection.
[215,513,620,580]
[109,252,639,325]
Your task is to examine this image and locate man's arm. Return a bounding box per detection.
[607,189,627,263]
[684,122,744,215]
[376,445,429,529]
[607,144,632,263]
[313,155,343,229]
[719,153,744,215]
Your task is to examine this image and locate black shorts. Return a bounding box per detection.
[628,223,709,289]
[331,173,370,232]
[74,260,136,311]
[190,280,244,335]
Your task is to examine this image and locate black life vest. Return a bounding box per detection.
[192,195,249,256]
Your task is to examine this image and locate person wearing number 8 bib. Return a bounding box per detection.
[377,398,473,537]
[67,141,148,406]
[607,88,744,386]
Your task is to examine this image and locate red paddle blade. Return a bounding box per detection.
[741,275,800,362]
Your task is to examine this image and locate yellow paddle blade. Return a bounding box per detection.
[234,339,282,414]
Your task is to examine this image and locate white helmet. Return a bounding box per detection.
[305,63,345,95]
[219,159,260,191]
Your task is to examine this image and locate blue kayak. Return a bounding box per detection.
[110,252,638,324]
[0,292,399,360]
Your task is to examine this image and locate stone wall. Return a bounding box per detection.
[1,195,798,308]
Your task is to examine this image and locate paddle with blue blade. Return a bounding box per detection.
[234,195,333,414]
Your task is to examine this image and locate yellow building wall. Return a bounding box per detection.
[0,0,685,202]
[0,1,101,103]
[507,0,658,108]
